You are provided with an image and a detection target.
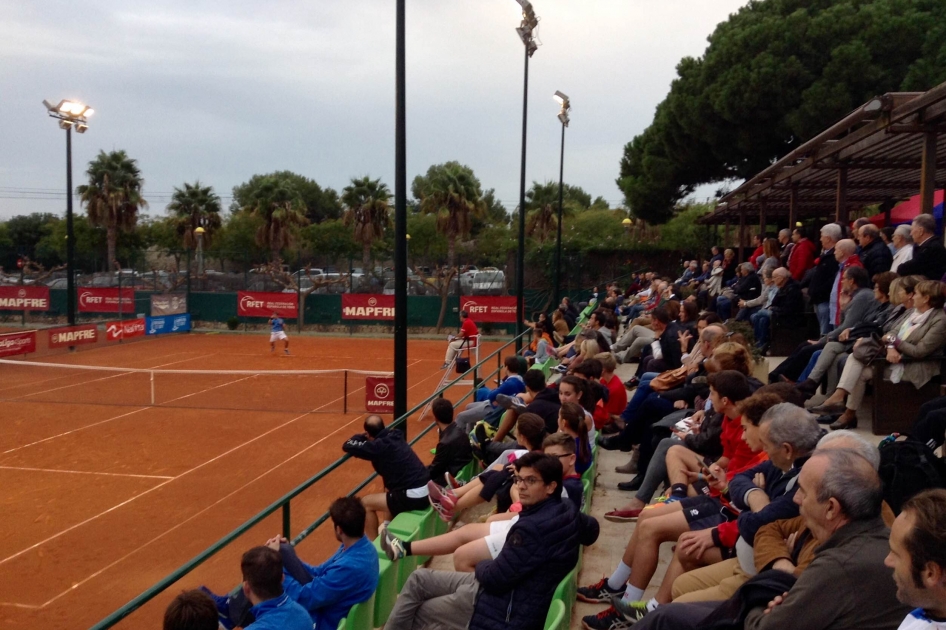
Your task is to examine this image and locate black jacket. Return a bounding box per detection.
[427,422,474,486]
[897,235,946,280]
[524,386,563,436]
[470,496,600,630]
[770,279,804,327]
[342,427,430,491]
[808,249,840,304]
[652,321,684,370]
[732,273,762,302]
[859,237,893,279]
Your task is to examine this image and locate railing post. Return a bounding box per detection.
[343,370,349,414]
[150,371,155,406]
[282,503,291,540]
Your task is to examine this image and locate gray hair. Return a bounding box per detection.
[779,228,791,239]
[913,213,936,234]
[760,403,821,454]
[812,449,883,520]
[740,262,754,274]
[820,223,842,241]
[836,239,858,256]
[894,224,913,243]
[772,267,791,279]
[816,430,881,470]
[860,223,880,238]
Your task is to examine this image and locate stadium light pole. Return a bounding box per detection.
[194,226,206,276]
[43,99,93,327]
[552,91,569,308]
[393,0,409,426]
[514,0,538,352]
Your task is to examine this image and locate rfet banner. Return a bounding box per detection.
[146,314,191,335]
[105,318,146,341]
[460,296,517,323]
[0,286,50,311]
[237,291,298,318]
[365,376,395,413]
[0,331,36,358]
[342,294,395,320]
[48,324,98,349]
[78,288,136,313]
[150,293,187,316]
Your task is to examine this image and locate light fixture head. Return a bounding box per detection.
[58,119,74,130]
[194,227,206,235]
[558,112,570,127]
[84,108,94,117]
[75,123,88,134]
[405,234,411,241]
[622,218,632,226]
[553,91,569,106]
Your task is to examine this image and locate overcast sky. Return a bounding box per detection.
[0,0,748,221]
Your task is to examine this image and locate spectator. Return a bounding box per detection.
[831,239,864,327]
[454,356,526,433]
[709,246,723,265]
[750,267,803,350]
[910,396,946,450]
[635,307,686,377]
[777,228,794,266]
[427,398,474,486]
[736,267,776,322]
[758,238,781,277]
[594,352,627,431]
[717,263,760,320]
[858,223,894,279]
[809,224,842,334]
[749,234,765,270]
[721,249,737,283]
[442,310,478,369]
[385,453,600,630]
[551,309,570,344]
[892,224,916,273]
[898,214,946,280]
[885,489,946,630]
[786,226,817,281]
[881,225,897,253]
[163,590,219,630]
[494,368,562,437]
[342,415,431,539]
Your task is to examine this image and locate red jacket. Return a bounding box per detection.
[787,238,817,281]
[749,246,765,269]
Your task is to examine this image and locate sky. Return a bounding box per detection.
[0,0,749,221]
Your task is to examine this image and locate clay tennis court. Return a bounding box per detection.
[0,332,507,630]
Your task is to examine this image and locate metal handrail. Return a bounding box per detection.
[89,328,530,629]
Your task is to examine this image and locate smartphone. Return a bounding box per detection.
[673,416,693,432]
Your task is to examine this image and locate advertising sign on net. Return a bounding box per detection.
[342,294,395,320]
[460,296,517,323]
[365,376,395,413]
[237,291,298,318]
[78,288,136,313]
[48,324,98,349]
[105,318,146,341]
[150,293,187,316]
[0,286,51,311]
[0,331,37,358]
[146,314,192,336]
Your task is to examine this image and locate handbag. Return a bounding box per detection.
[649,366,688,392]
[852,333,885,363]
[455,356,472,374]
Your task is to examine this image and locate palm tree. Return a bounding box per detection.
[413,162,485,269]
[525,180,586,242]
[244,176,309,262]
[167,181,222,250]
[77,150,147,271]
[341,176,392,274]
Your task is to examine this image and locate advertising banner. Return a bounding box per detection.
[48,324,98,349]
[460,296,517,323]
[341,294,395,320]
[78,287,136,313]
[150,293,187,316]
[365,376,395,413]
[237,291,298,318]
[105,318,146,341]
[146,314,191,336]
[0,331,36,358]
[0,286,51,311]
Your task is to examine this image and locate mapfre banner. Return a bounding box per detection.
[0,286,50,311]
[342,294,395,320]
[48,324,98,349]
[460,296,517,323]
[237,291,298,318]
[105,318,146,341]
[0,331,36,358]
[78,288,136,313]
[365,376,395,413]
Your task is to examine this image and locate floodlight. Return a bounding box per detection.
[553,91,569,105]
[84,108,94,117]
[194,227,206,235]
[58,119,74,130]
[75,123,88,134]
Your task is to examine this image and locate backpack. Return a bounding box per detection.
[877,436,946,514]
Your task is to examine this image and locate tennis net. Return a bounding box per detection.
[0,358,394,414]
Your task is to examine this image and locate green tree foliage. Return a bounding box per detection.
[78,150,147,270]
[657,203,715,256]
[1,213,59,267]
[341,176,392,273]
[405,213,448,267]
[412,161,486,269]
[525,181,592,242]
[472,223,516,268]
[618,0,946,224]
[167,181,223,249]
[302,218,359,267]
[471,188,510,235]
[239,176,309,262]
[208,211,267,268]
[231,171,342,224]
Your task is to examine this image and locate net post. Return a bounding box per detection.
[150,371,155,406]
[343,370,348,414]
[282,503,291,539]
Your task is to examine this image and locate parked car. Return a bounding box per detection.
[470,269,505,295]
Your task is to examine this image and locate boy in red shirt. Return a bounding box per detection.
[442,310,479,369]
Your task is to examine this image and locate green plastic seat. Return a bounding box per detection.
[581,478,592,515]
[344,593,375,630]
[372,558,398,627]
[456,459,478,482]
[386,512,426,588]
[552,566,577,624]
[337,616,347,630]
[544,599,567,630]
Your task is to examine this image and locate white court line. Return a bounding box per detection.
[0,466,173,480]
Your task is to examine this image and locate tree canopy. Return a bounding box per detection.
[231,171,342,224]
[618,0,946,224]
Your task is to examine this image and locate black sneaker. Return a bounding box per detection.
[581,606,633,630]
[611,595,651,623]
[577,577,626,603]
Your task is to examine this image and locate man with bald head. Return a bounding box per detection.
[830,238,864,327]
[750,267,803,350]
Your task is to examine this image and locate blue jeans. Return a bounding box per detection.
[751,309,772,348]
[798,350,822,382]
[716,296,732,320]
[815,301,833,335]
[619,372,659,423]
[735,305,759,322]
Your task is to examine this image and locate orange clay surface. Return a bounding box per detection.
[0,332,508,630]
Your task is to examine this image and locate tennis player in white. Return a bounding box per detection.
[269,312,290,355]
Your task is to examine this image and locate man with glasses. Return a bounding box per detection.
[385,452,600,630]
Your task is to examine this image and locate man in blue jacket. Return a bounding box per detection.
[385,452,600,630]
[237,546,312,630]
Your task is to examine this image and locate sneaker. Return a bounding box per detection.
[440,362,450,369]
[577,577,626,603]
[554,364,568,374]
[581,606,633,630]
[284,349,290,355]
[603,508,643,523]
[611,596,651,624]
[379,524,406,561]
[445,472,465,490]
[199,586,235,630]
[495,394,527,410]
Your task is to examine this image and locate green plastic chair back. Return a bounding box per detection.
[544,599,567,630]
[372,557,398,627]
[344,593,375,630]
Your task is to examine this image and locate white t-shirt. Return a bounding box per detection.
[898,609,946,630]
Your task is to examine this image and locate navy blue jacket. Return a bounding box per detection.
[470,495,599,630]
[343,427,430,491]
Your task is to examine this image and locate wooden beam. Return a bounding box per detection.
[788,186,797,230]
[725,219,731,248]
[760,198,767,235]
[738,209,746,263]
[920,131,937,215]
[835,168,849,224]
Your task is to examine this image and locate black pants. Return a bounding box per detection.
[912,396,946,449]
[228,543,311,626]
[634,601,717,630]
[767,341,822,383]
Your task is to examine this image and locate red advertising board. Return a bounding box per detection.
[0,330,37,358]
[77,287,136,313]
[237,291,298,318]
[460,296,517,323]
[105,318,146,341]
[365,376,395,413]
[48,324,98,349]
[0,286,50,311]
[342,294,395,320]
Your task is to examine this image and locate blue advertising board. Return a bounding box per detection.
[146,313,191,336]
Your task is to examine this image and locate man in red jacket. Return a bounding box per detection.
[442,310,479,369]
[787,227,817,281]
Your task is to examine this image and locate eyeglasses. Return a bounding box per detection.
[512,475,543,487]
